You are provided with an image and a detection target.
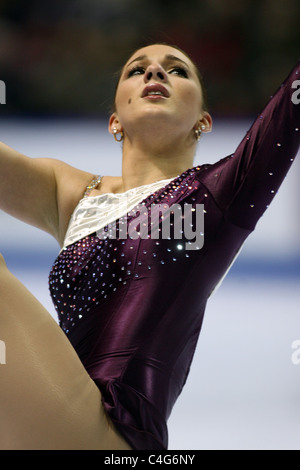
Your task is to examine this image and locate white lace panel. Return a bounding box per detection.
[62,178,174,249]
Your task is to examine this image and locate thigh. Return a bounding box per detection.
[0,255,131,450]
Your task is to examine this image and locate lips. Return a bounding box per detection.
[141,83,170,98]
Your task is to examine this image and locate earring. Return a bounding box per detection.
[194,128,202,141]
[113,128,124,142]
[194,125,206,141]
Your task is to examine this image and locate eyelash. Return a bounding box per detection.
[127,66,189,78]
[128,66,144,77]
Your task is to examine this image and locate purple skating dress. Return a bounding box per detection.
[49,62,300,449]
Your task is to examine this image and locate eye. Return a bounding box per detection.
[169,67,189,78]
[127,66,145,77]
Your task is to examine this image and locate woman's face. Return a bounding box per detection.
[111,44,207,139]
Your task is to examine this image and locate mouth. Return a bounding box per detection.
[141,83,170,99]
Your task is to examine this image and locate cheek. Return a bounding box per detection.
[179,87,202,118]
[115,85,135,114]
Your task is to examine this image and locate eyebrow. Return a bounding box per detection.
[126,54,190,69]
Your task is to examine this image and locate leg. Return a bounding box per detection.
[0,254,131,450]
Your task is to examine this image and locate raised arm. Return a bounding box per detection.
[0,141,94,246]
[200,60,300,231]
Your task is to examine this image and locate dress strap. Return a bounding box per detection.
[83,175,102,198]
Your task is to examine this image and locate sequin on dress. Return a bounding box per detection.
[49,62,300,449]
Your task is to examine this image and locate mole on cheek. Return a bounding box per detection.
[128,98,132,104]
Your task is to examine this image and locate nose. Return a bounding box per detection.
[144,63,168,83]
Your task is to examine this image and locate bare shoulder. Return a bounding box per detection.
[40,159,122,246]
[88,175,123,196]
[49,159,96,245]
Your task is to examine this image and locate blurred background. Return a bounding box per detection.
[0,0,300,450]
[0,0,300,116]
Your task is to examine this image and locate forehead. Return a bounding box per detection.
[124,44,195,68]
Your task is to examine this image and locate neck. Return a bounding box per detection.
[119,134,196,192]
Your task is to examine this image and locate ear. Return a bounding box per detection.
[108,113,122,135]
[199,112,213,133]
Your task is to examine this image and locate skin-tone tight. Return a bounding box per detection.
[0,254,131,450]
